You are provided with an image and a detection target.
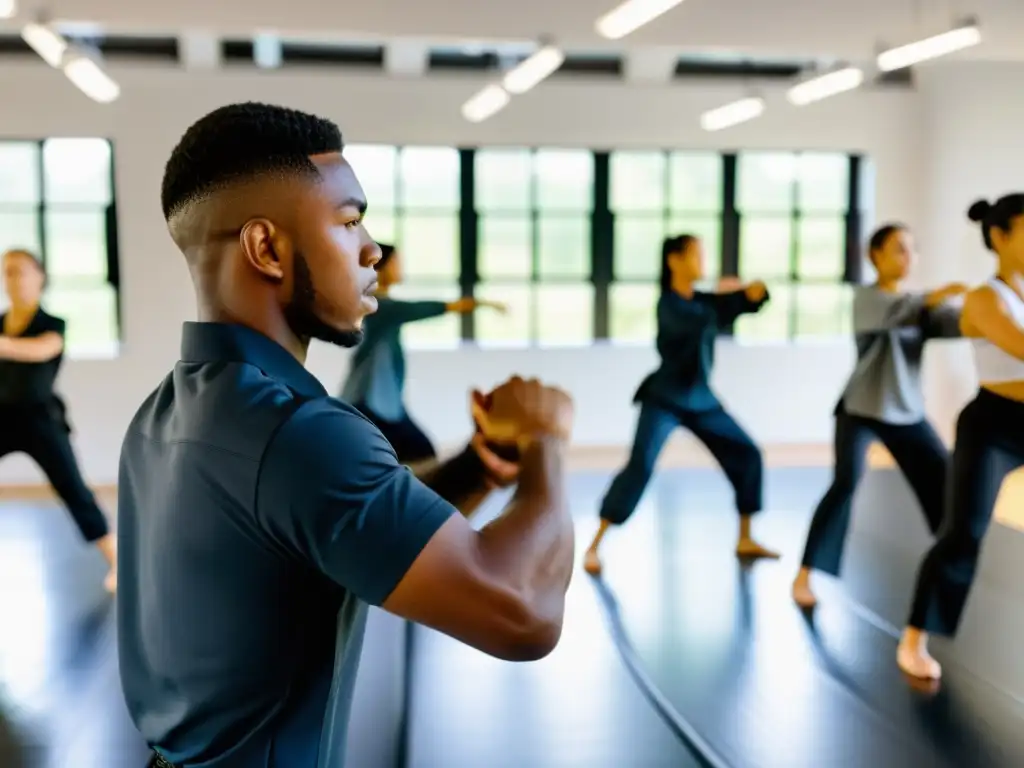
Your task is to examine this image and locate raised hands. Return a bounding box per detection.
[470,376,574,454]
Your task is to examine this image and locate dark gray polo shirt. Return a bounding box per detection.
[116,321,457,767]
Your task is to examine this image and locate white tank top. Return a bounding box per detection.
[972,277,1024,384]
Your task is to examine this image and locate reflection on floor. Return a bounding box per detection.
[0,500,148,768]
[407,490,703,767]
[591,467,1024,768]
[3,467,1024,767]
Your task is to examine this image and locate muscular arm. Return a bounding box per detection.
[259,405,571,662]
[0,332,64,362]
[384,437,572,660]
[961,285,1024,361]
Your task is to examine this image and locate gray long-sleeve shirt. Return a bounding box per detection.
[840,286,961,425]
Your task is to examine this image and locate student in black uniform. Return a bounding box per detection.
[899,195,1024,680]
[0,249,116,592]
[583,234,779,575]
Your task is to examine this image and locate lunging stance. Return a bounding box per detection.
[0,249,116,592]
[793,224,966,607]
[584,234,778,575]
[899,195,1024,680]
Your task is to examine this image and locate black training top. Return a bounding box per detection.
[0,308,66,405]
[117,321,457,768]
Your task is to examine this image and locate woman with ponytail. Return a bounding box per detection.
[583,234,777,575]
[899,194,1024,680]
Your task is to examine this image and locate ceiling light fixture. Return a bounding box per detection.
[877,19,981,71]
[461,84,510,123]
[787,66,864,106]
[21,22,68,68]
[63,52,120,103]
[596,0,687,41]
[502,44,565,94]
[700,96,765,131]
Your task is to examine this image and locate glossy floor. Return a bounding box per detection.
[3,467,1024,767]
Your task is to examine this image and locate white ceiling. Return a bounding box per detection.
[1,0,1017,62]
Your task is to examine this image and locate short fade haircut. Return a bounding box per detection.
[160,102,343,221]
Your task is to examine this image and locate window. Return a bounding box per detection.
[474,149,594,347]
[733,152,853,341]
[343,144,864,348]
[344,144,462,348]
[608,151,723,343]
[0,139,120,358]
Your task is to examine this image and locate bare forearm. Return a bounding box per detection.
[476,438,573,626]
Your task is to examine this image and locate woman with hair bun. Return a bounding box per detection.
[792,223,966,608]
[583,234,778,576]
[899,194,1024,680]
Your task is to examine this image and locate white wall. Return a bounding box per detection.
[0,61,968,484]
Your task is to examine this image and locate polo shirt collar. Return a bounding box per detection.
[180,322,327,399]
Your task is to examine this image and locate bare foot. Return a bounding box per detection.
[897,632,942,680]
[792,579,817,608]
[104,568,117,594]
[583,548,603,576]
[736,539,781,560]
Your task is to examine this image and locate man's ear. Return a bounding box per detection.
[239,218,286,282]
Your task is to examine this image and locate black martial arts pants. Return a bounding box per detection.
[0,402,108,542]
[800,405,948,576]
[908,388,1024,636]
[599,401,763,526]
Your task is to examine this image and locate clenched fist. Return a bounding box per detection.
[470,376,574,451]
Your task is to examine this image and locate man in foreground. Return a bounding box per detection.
[117,102,575,768]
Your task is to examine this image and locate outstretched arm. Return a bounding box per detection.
[446,297,508,315]
[924,282,968,309]
[713,280,770,324]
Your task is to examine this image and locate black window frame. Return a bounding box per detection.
[0,137,122,349]
[352,143,866,345]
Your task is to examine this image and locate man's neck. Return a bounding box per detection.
[196,299,309,365]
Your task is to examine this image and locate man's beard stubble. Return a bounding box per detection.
[283,252,364,349]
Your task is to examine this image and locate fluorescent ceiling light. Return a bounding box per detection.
[502,45,565,94]
[596,0,686,40]
[0,0,16,20]
[461,84,510,123]
[877,22,981,71]
[63,54,120,103]
[700,97,764,131]
[21,23,68,68]
[787,67,864,106]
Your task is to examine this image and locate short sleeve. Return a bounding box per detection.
[255,399,457,605]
